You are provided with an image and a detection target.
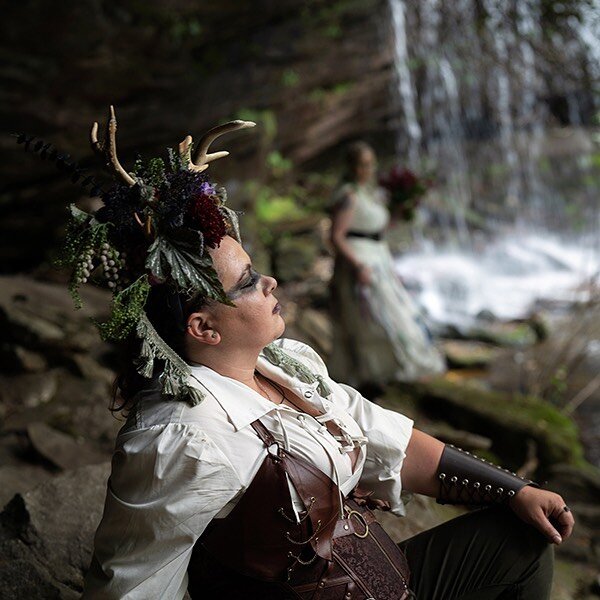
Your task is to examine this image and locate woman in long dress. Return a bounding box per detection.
[328,141,445,389]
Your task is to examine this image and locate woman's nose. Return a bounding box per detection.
[263,275,278,294]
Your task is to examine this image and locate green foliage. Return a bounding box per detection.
[96,275,151,341]
[133,156,166,188]
[266,151,293,177]
[255,192,308,224]
[55,206,110,309]
[145,236,232,304]
[235,108,277,143]
[169,17,203,44]
[309,81,354,105]
[281,68,300,88]
[300,0,366,39]
[547,365,569,405]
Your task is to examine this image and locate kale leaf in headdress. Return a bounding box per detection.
[16,107,255,406]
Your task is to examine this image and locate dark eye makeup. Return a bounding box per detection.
[227,268,262,299]
[242,269,260,289]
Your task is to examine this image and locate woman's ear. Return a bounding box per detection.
[186,311,221,345]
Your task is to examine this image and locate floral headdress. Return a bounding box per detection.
[17,106,255,406]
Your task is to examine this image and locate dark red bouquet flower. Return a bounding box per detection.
[379,166,429,220]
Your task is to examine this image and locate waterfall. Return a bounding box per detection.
[386,0,599,326]
[389,0,421,165]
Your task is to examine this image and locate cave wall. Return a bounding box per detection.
[1,0,394,271]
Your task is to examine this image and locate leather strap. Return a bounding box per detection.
[251,419,278,447]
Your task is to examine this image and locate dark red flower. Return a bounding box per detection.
[186,191,227,248]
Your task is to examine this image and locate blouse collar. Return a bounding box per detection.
[188,351,324,432]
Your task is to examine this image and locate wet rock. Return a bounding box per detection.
[476,309,497,322]
[387,379,585,469]
[296,308,332,357]
[376,493,463,543]
[0,343,48,374]
[423,422,492,451]
[443,321,538,348]
[0,371,58,409]
[66,353,115,385]
[0,276,109,356]
[0,465,53,510]
[0,463,110,597]
[441,340,503,370]
[545,463,600,506]
[273,234,321,283]
[27,422,108,471]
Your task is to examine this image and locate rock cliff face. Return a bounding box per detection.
[1,0,394,271]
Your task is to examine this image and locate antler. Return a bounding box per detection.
[90,105,135,186]
[179,120,256,173]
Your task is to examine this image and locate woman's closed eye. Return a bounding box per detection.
[242,270,261,289]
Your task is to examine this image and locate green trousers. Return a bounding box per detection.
[399,506,554,600]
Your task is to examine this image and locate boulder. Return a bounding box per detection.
[273,234,322,283]
[26,422,108,471]
[441,340,504,370]
[443,321,537,348]
[385,379,585,470]
[0,463,110,598]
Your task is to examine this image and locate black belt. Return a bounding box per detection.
[346,231,383,241]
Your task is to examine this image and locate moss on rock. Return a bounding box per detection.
[384,378,585,471]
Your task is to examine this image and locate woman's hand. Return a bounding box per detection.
[508,485,575,545]
[356,264,373,286]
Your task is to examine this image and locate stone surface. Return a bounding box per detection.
[1,0,393,272]
[441,339,504,370]
[27,422,107,471]
[0,463,110,598]
[0,371,59,409]
[388,378,585,469]
[377,493,463,544]
[0,465,53,511]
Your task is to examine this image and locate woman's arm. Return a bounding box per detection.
[83,425,242,599]
[330,194,372,285]
[401,428,575,545]
[400,428,444,496]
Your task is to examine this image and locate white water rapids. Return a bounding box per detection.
[395,231,599,328]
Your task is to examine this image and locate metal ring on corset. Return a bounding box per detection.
[346,510,369,539]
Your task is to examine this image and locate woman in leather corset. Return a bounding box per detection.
[36,109,569,600]
[84,235,572,600]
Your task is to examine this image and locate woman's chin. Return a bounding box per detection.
[274,319,286,339]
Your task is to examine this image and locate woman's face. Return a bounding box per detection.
[354,148,376,184]
[204,236,285,348]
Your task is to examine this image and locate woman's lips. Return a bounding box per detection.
[272,302,281,314]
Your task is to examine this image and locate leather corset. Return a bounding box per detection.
[188,420,411,599]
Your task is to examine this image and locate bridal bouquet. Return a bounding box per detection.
[379,166,429,220]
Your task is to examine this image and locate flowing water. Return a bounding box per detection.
[396,231,598,328]
[386,0,599,325]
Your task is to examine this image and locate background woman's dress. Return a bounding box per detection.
[328,182,445,387]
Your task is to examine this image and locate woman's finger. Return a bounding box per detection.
[534,508,563,544]
[551,505,575,540]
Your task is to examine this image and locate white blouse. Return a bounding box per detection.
[83,338,414,600]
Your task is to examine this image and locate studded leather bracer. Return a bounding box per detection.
[436,445,538,506]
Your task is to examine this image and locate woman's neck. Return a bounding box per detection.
[188,345,261,387]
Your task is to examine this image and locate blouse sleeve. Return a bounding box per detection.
[329,183,355,212]
[83,423,242,600]
[278,339,414,516]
